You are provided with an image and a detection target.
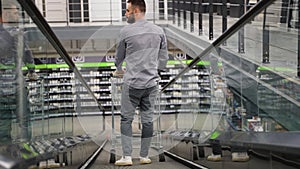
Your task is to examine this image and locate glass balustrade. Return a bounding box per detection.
[1,0,300,168]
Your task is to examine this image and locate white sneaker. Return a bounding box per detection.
[232,152,249,162]
[140,156,151,164]
[115,156,133,166]
[207,154,222,161]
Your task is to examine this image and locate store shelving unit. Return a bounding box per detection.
[28,60,212,117]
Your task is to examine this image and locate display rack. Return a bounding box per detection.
[27,60,212,116]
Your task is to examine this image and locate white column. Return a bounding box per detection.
[164,0,168,20]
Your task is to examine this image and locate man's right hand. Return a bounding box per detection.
[112,70,125,78]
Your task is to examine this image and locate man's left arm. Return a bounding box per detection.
[158,33,168,72]
[113,32,126,77]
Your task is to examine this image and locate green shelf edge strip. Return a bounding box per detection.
[18,60,293,73]
[24,60,209,70]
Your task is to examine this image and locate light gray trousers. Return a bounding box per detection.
[120,83,158,157]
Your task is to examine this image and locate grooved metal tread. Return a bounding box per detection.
[88,143,191,169]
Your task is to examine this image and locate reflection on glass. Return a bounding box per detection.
[0,0,37,145]
[0,0,103,165]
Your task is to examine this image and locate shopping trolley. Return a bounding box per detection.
[109,75,165,163]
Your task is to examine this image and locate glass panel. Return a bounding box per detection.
[162,0,300,135]
[217,1,300,132]
[0,0,104,167]
[1,0,299,168]
[162,1,300,167]
[0,0,35,144]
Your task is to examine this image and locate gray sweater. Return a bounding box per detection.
[115,19,168,89]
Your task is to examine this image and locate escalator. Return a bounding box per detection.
[1,0,300,169]
[86,0,300,168]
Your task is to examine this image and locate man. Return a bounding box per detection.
[113,0,168,166]
[0,1,37,144]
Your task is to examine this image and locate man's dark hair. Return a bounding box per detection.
[127,0,146,13]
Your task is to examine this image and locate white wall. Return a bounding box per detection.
[46,0,67,22]
[34,0,163,23]
[90,0,160,22]
[90,0,122,22]
[145,0,159,20]
[38,0,67,22]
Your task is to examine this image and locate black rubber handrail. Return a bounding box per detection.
[16,0,105,112]
[160,0,276,93]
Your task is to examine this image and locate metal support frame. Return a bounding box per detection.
[209,0,213,40]
[262,9,270,63]
[287,0,293,28]
[238,0,245,53]
[222,0,227,45]
[198,0,203,35]
[222,0,227,33]
[183,0,187,29]
[178,0,181,26]
[297,0,300,77]
[173,0,176,24]
[190,0,194,32]
[238,27,245,53]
